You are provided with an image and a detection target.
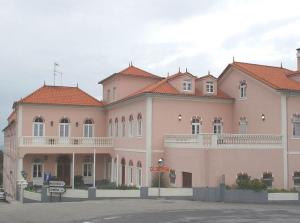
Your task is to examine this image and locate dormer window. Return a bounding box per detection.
[239,80,247,99]
[183,80,192,91]
[206,81,214,93]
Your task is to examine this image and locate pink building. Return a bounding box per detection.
[3,49,300,199]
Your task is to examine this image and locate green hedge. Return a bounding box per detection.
[235,173,267,191]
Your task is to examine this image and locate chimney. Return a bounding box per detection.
[297,48,300,71]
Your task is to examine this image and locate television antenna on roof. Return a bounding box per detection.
[53,62,63,86]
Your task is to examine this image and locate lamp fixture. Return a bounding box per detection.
[261,113,266,121]
[178,114,182,121]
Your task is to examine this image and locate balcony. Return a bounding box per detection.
[19,136,114,148]
[164,133,283,149]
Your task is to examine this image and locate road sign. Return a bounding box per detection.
[49,187,65,193]
[49,181,65,187]
[150,166,170,173]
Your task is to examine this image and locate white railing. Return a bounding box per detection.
[164,134,283,149]
[19,136,113,148]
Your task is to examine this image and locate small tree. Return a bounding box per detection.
[236,173,250,189]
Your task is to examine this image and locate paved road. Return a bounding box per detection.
[0,199,300,223]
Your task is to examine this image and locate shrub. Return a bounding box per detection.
[74,175,84,188]
[151,173,169,188]
[235,172,267,191]
[236,173,251,189]
[248,178,267,191]
[116,184,138,190]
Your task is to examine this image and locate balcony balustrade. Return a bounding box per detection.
[164,133,283,149]
[19,136,113,148]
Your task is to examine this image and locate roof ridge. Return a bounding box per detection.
[233,61,292,71]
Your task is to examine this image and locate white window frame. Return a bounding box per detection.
[213,118,223,134]
[83,122,94,138]
[292,115,300,138]
[183,80,192,92]
[137,114,142,137]
[121,118,126,137]
[191,117,201,135]
[32,117,45,137]
[129,116,134,137]
[82,162,93,177]
[115,119,119,137]
[206,81,214,94]
[136,162,142,187]
[59,122,70,137]
[128,162,134,185]
[32,162,43,178]
[239,118,248,134]
[239,81,247,99]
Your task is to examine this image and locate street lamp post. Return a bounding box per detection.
[158,158,164,197]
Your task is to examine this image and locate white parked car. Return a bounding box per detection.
[0,188,7,201]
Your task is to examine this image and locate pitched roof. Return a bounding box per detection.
[220,61,300,91]
[17,85,103,106]
[98,65,162,84]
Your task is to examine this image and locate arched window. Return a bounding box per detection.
[137,113,142,137]
[108,119,113,137]
[115,118,119,137]
[59,118,70,137]
[213,117,223,134]
[33,116,44,137]
[137,161,142,187]
[129,115,134,137]
[191,116,201,135]
[239,117,248,134]
[239,80,247,99]
[84,119,94,137]
[128,160,134,184]
[121,116,126,137]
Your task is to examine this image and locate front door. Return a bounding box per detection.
[182,172,192,188]
[57,155,71,186]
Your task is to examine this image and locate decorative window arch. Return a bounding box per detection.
[33,116,44,137]
[108,119,113,137]
[59,117,70,137]
[136,161,142,187]
[115,118,119,137]
[239,80,247,99]
[191,116,202,135]
[137,113,142,137]
[239,117,248,134]
[129,115,134,137]
[121,116,126,137]
[84,118,94,137]
[213,117,223,134]
[128,160,134,184]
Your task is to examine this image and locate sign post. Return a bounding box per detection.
[48,181,65,202]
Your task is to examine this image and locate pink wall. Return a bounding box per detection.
[21,104,106,137]
[169,74,196,94]
[287,95,300,152]
[196,76,218,96]
[102,75,158,103]
[219,67,281,134]
[152,96,233,150]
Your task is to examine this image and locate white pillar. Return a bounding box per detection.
[17,158,24,180]
[116,154,119,186]
[281,93,288,189]
[145,96,153,186]
[93,148,96,187]
[72,152,75,189]
[111,157,114,182]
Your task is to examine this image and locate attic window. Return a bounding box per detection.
[206,81,214,93]
[183,80,192,91]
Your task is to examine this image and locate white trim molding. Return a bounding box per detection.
[281,93,288,189]
[145,96,153,187]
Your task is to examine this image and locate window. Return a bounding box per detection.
[137,113,142,137]
[33,117,44,137]
[32,162,43,178]
[115,118,119,137]
[136,161,142,187]
[129,115,134,137]
[191,116,201,135]
[292,114,300,137]
[108,119,113,137]
[59,118,70,137]
[239,80,247,99]
[83,162,93,177]
[183,80,192,91]
[239,117,248,134]
[262,172,273,188]
[213,118,223,134]
[107,89,110,102]
[206,81,214,93]
[121,116,126,137]
[293,171,300,186]
[128,160,133,184]
[84,119,94,137]
[112,87,116,101]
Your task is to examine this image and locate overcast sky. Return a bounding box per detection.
[1,0,300,146]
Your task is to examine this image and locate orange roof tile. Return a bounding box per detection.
[225,62,300,91]
[99,65,162,84]
[17,85,103,106]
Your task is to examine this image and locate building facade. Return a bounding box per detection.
[3,49,300,198]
